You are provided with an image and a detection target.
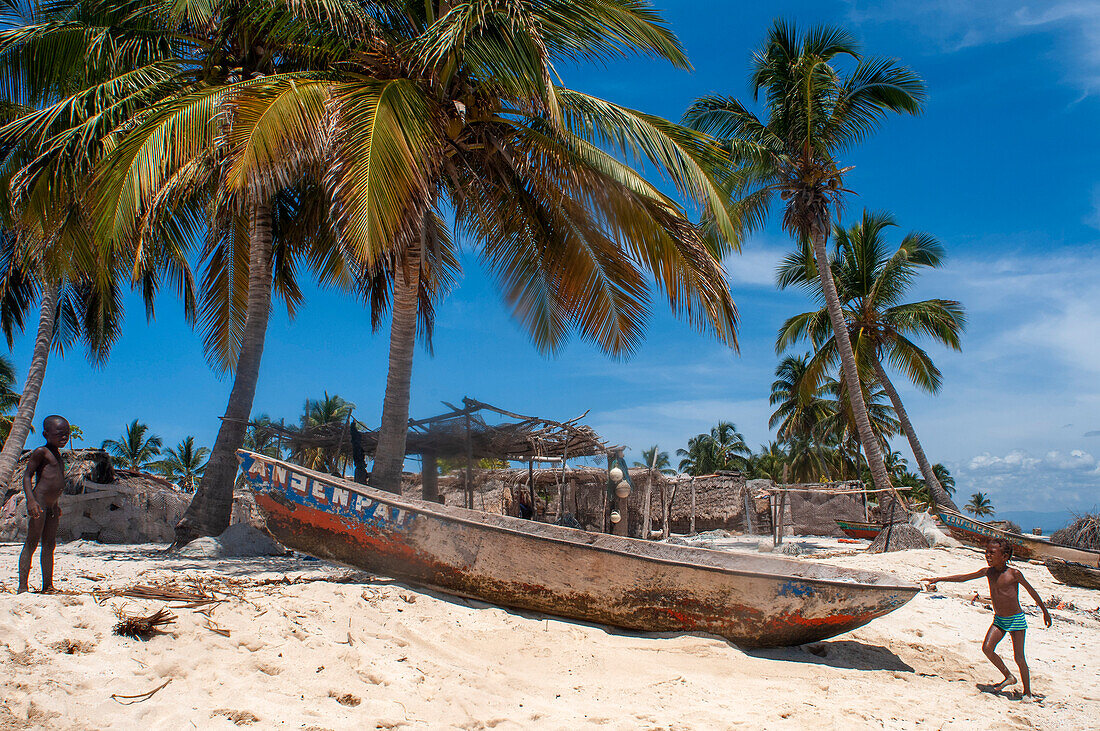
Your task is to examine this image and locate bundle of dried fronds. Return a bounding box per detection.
[96,579,226,609]
[113,607,175,640]
[1052,513,1100,550]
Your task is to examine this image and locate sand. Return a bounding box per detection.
[1,537,1097,730]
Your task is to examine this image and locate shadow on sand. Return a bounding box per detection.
[749,640,915,672]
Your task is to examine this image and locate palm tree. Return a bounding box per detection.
[154,437,210,492]
[0,355,19,442]
[634,446,674,476]
[323,3,745,492]
[243,414,283,459]
[966,492,995,518]
[294,392,354,474]
[102,420,163,471]
[776,210,965,511]
[685,20,925,514]
[769,353,829,443]
[24,0,372,542]
[746,441,787,481]
[932,464,956,495]
[677,422,751,475]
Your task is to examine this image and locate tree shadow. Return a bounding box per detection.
[749,640,915,672]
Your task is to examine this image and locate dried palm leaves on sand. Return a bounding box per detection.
[113,607,175,639]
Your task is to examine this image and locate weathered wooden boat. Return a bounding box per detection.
[937,509,1100,566]
[239,451,919,648]
[835,519,883,540]
[1045,559,1100,590]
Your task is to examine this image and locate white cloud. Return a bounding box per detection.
[847,1,1100,94]
[723,239,788,288]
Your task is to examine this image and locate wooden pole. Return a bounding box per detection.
[528,459,535,519]
[464,412,473,510]
[690,477,696,535]
[422,451,439,503]
[642,471,653,540]
[336,414,352,477]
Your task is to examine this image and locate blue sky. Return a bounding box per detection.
[11,1,1100,517]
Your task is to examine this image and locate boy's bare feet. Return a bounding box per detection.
[993,675,1017,692]
[40,585,56,594]
[17,585,29,594]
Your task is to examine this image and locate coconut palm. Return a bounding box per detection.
[966,492,995,518]
[775,210,965,511]
[684,20,925,510]
[315,3,745,492]
[746,441,787,481]
[154,436,209,492]
[634,446,674,476]
[677,434,720,476]
[294,392,354,474]
[0,355,19,441]
[677,422,750,475]
[932,464,955,495]
[102,420,163,471]
[243,414,283,459]
[769,353,829,443]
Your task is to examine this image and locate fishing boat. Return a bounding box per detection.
[834,519,883,540]
[937,509,1100,567]
[1045,560,1100,590]
[239,451,919,648]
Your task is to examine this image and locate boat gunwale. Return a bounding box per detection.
[241,451,919,595]
[938,508,1100,562]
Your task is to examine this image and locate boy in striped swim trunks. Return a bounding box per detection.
[922,538,1051,698]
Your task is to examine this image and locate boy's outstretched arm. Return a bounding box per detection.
[1015,570,1053,627]
[920,568,987,587]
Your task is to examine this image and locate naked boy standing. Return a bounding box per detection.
[17,415,70,593]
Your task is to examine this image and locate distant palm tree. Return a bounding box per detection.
[966,492,995,518]
[296,393,355,474]
[677,422,751,475]
[746,441,787,482]
[685,20,924,504]
[634,446,675,476]
[776,210,965,512]
[244,415,284,459]
[102,420,163,471]
[154,437,210,493]
[769,354,829,443]
[0,356,19,442]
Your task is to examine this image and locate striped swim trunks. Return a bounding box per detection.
[993,613,1027,632]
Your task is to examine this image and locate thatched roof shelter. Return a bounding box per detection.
[1052,513,1100,550]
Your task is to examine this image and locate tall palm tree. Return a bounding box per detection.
[966,492,994,518]
[775,210,965,511]
[746,441,787,482]
[154,436,209,492]
[677,434,720,476]
[102,419,163,471]
[292,2,745,492]
[685,20,925,513]
[29,0,371,542]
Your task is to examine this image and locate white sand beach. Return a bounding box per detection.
[1,539,1097,730]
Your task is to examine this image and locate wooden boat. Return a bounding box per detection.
[835,519,882,540]
[239,451,919,648]
[937,509,1100,567]
[1045,560,1100,590]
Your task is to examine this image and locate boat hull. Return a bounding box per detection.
[240,451,919,648]
[835,520,882,540]
[1046,560,1100,590]
[937,510,1100,566]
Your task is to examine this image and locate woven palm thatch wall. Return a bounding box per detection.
[398,468,870,538]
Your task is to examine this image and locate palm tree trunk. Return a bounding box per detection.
[809,230,924,553]
[371,242,422,493]
[175,201,274,546]
[871,357,960,513]
[809,231,900,505]
[0,283,60,489]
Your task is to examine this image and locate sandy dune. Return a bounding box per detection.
[1,539,1097,730]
